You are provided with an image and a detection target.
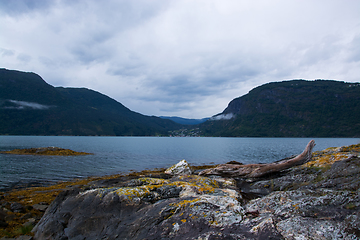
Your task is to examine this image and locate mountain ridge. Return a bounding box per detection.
[200,79,360,137]
[1,69,359,137]
[0,68,181,136]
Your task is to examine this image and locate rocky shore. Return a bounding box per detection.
[1,142,359,239]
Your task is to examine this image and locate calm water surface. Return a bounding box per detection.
[1,136,359,190]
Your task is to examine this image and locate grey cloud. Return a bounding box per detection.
[159,102,195,113]
[107,53,145,77]
[139,77,206,102]
[107,66,145,78]
[17,53,32,63]
[63,1,170,64]
[0,48,14,57]
[297,36,343,66]
[123,54,271,116]
[38,56,56,68]
[0,0,54,15]
[140,58,263,103]
[70,45,112,65]
[66,30,116,64]
[347,34,360,63]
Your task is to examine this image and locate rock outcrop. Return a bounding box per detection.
[32,142,360,239]
[165,159,192,176]
[33,175,244,239]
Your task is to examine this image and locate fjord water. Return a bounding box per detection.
[1,136,359,191]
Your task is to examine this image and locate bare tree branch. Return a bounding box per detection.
[199,140,316,178]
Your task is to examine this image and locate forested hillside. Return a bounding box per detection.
[0,69,181,136]
[200,80,360,137]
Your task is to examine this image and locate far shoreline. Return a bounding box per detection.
[0,164,215,193]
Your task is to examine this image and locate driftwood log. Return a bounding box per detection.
[199,140,316,178]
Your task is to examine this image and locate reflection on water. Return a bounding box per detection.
[1,136,359,190]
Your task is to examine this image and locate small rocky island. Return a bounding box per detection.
[0,147,92,156]
[1,141,359,239]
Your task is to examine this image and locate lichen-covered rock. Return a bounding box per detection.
[32,143,360,240]
[165,159,192,176]
[236,146,360,239]
[33,176,245,239]
[277,216,351,240]
[243,187,360,239]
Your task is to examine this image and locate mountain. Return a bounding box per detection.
[159,116,209,125]
[200,80,360,137]
[0,69,181,136]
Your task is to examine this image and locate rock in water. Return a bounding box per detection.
[0,147,92,156]
[165,159,192,176]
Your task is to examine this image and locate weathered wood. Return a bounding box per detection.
[199,140,316,178]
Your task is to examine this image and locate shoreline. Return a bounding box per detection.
[0,163,215,193]
[1,143,359,239]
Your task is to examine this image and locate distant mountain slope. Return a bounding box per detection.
[200,80,360,137]
[159,116,209,125]
[0,69,181,136]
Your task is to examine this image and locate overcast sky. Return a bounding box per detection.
[1,0,359,118]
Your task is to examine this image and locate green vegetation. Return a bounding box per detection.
[0,69,182,136]
[1,69,359,137]
[17,224,33,235]
[200,80,360,137]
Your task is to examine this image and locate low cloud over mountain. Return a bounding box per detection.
[2,100,53,110]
